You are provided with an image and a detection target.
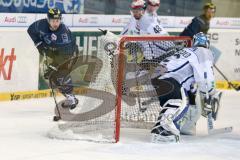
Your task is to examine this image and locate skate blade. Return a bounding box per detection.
[151,133,179,143]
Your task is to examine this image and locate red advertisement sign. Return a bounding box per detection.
[0,48,16,80]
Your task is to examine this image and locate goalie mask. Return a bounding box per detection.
[193,32,210,49]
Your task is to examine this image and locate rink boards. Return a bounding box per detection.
[0,15,240,98]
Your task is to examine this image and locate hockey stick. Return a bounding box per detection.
[49,55,79,121]
[134,61,146,112]
[214,65,240,91]
[49,77,62,121]
[128,44,148,112]
[204,72,214,131]
[142,97,159,106]
[42,52,62,121]
[204,72,233,134]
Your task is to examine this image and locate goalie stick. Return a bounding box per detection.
[203,72,233,135]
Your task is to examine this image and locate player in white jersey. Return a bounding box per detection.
[145,0,162,29]
[145,0,160,20]
[142,0,169,35]
[121,0,168,35]
[120,0,172,60]
[120,0,146,35]
[150,32,221,142]
[121,1,174,69]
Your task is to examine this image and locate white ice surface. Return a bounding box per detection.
[0,90,240,160]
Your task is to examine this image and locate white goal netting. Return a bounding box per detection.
[47,32,192,143]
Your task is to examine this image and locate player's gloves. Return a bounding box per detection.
[43,64,58,79]
[36,41,48,55]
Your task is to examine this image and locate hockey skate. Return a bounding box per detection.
[62,94,79,110]
[151,126,180,143]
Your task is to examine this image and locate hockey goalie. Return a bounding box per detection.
[150,32,224,142]
[102,22,229,143]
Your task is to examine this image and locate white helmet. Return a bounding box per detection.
[130,0,146,10]
[147,0,160,6]
[193,32,210,49]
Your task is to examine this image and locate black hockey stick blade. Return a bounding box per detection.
[98,28,107,35]
[229,83,240,91]
[214,65,240,92]
[53,115,61,121]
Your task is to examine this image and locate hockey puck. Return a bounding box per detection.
[53,116,61,121]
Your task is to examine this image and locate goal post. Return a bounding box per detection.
[114,35,192,142]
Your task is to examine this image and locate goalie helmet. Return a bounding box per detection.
[130,0,146,10]
[47,8,62,20]
[147,0,160,6]
[193,32,210,49]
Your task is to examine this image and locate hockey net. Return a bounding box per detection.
[47,33,191,143]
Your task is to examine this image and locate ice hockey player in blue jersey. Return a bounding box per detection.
[150,32,221,142]
[27,8,79,110]
[180,3,216,38]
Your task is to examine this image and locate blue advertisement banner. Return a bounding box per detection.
[0,0,84,13]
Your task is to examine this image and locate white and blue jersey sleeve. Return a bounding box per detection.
[159,47,215,93]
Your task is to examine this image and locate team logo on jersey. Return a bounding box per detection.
[51,33,57,41]
[62,33,69,43]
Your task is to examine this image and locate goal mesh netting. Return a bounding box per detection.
[48,34,192,143]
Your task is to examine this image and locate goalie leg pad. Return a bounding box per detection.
[180,104,201,135]
[151,86,189,142]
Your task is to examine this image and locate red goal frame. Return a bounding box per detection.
[115,36,192,142]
